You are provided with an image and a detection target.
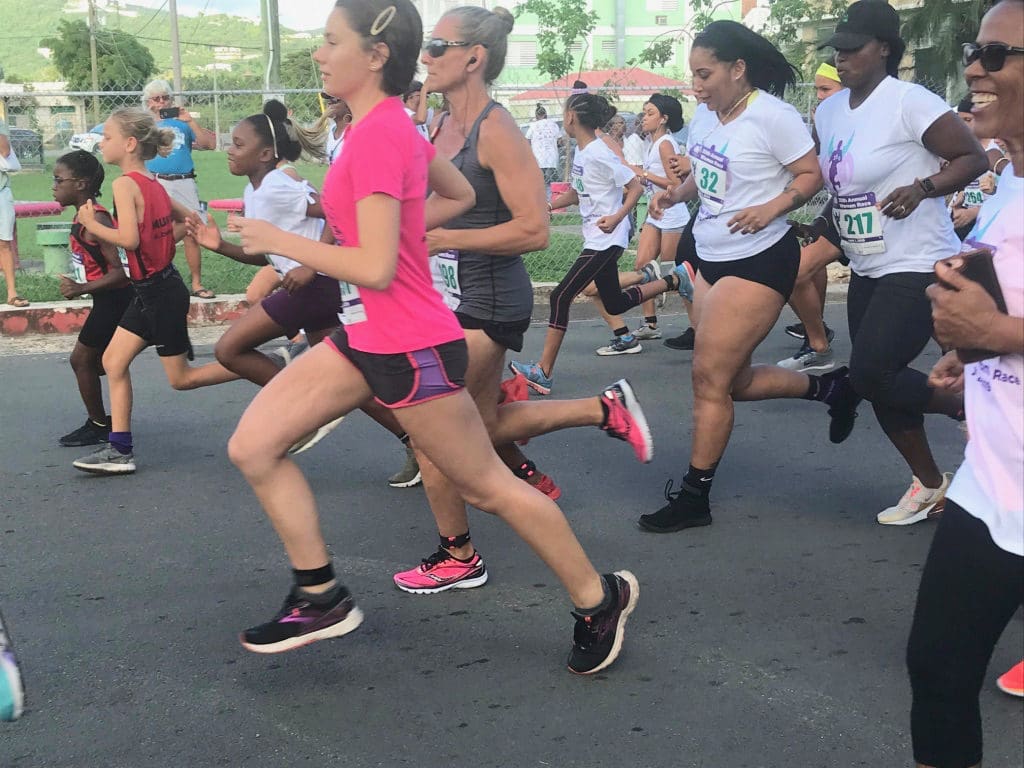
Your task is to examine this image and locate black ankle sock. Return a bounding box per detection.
[662,275,676,292]
[682,463,717,497]
[803,375,823,401]
[574,575,612,616]
[805,368,847,403]
[513,460,537,480]
[613,327,630,338]
[293,562,335,587]
[298,581,343,606]
[644,315,657,328]
[440,531,472,550]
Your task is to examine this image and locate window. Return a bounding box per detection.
[509,40,538,67]
[600,39,617,55]
[655,15,668,25]
[646,0,679,10]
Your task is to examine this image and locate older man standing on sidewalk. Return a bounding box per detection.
[142,79,217,299]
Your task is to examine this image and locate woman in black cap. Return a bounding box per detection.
[814,0,987,526]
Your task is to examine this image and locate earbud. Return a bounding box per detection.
[468,56,478,65]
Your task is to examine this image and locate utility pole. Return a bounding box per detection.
[168,0,184,101]
[88,0,101,125]
[263,0,282,96]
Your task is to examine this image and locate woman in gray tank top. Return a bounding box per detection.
[392,6,657,599]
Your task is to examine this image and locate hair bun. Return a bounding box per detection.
[262,99,288,122]
[492,6,515,35]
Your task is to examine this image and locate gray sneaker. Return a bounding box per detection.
[595,336,642,356]
[73,445,136,475]
[631,324,662,340]
[388,444,422,488]
[776,341,836,372]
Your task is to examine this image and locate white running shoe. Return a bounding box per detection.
[776,342,836,372]
[288,416,345,456]
[877,473,952,526]
[632,324,662,340]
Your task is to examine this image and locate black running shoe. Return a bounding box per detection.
[663,327,695,350]
[567,571,639,675]
[818,365,861,444]
[638,480,712,533]
[240,585,364,654]
[59,417,110,447]
[784,322,806,339]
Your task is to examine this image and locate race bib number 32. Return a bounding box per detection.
[690,144,729,215]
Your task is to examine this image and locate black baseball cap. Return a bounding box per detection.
[819,1,901,51]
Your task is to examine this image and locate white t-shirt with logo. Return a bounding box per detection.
[814,77,960,277]
[572,139,636,251]
[243,168,325,275]
[645,134,690,230]
[947,165,1023,556]
[527,118,561,170]
[686,92,814,262]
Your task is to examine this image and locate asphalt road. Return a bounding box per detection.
[1,304,1021,768]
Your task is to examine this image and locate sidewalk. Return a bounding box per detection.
[0,277,850,338]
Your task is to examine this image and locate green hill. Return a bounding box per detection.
[0,0,318,84]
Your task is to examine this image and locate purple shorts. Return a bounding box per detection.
[261,273,341,339]
[325,327,467,409]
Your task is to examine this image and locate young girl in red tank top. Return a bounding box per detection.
[72,108,239,476]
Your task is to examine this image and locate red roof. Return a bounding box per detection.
[511,68,693,101]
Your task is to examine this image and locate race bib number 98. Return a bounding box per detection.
[429,250,462,311]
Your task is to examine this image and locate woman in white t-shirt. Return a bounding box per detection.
[510,93,689,393]
[909,2,1024,763]
[814,0,988,525]
[187,102,337,394]
[0,131,27,307]
[625,93,692,343]
[526,105,562,184]
[640,20,858,534]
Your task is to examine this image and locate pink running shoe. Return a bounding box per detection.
[394,547,489,594]
[997,661,1024,697]
[601,379,653,463]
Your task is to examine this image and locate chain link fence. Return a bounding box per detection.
[3,81,833,294]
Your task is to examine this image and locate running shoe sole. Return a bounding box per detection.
[637,514,712,533]
[239,605,365,654]
[612,378,654,463]
[997,672,1024,697]
[72,459,136,475]
[395,570,489,595]
[876,499,945,526]
[388,471,422,489]
[784,324,805,339]
[509,362,551,395]
[570,570,639,676]
[595,343,643,357]
[289,416,345,456]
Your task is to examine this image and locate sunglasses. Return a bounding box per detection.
[962,42,1024,72]
[320,92,341,104]
[422,38,483,58]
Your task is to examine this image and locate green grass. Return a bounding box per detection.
[6,152,598,300]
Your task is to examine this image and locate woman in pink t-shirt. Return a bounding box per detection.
[225,0,638,676]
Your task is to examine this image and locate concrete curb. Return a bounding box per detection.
[1,281,850,338]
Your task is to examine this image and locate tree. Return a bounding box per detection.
[901,0,993,92]
[514,0,599,83]
[42,20,156,92]
[280,50,320,91]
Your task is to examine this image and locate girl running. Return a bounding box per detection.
[53,150,134,448]
[815,1,987,525]
[72,108,240,476]
[640,21,859,533]
[511,93,690,394]
[227,0,637,675]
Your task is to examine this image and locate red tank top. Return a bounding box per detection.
[71,203,114,282]
[123,171,175,281]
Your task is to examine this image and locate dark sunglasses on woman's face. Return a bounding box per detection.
[962,42,1024,72]
[422,38,483,58]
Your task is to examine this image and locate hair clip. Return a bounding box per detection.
[265,114,279,159]
[370,5,396,35]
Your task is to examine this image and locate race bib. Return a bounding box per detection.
[429,250,462,311]
[834,193,886,256]
[338,280,367,325]
[71,252,87,284]
[117,247,130,274]
[690,144,729,215]
[963,181,985,208]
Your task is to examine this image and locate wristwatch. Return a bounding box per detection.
[917,177,936,196]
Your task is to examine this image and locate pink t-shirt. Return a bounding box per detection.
[948,166,1023,556]
[321,96,464,354]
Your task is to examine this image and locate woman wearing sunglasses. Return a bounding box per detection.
[908,3,1024,765]
[815,0,987,526]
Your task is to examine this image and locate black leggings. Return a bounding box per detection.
[548,246,644,331]
[847,271,939,433]
[907,500,1024,768]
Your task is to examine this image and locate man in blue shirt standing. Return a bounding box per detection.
[142,79,218,298]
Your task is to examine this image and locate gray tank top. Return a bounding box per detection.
[438,101,533,323]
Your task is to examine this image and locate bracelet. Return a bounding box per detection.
[993,156,1010,175]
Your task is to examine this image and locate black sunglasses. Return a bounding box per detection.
[422,38,485,58]
[962,42,1024,72]
[320,92,340,103]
